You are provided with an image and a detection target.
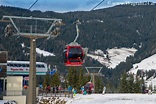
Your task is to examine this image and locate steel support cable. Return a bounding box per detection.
[22,0,39,16]
[28,0,39,10]
[61,0,106,31]
[65,0,106,42]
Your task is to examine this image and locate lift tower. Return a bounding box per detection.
[2,16,62,104]
[85,67,104,93]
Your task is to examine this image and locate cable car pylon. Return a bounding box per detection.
[1,15,63,104]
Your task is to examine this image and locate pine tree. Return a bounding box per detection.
[43,73,51,89]
[51,72,60,87]
[134,75,141,93]
[141,76,145,93]
[95,76,103,93]
[119,71,128,93]
[77,67,85,92]
[106,81,112,93]
[128,74,134,93]
[67,67,79,89]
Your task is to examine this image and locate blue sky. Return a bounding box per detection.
[0,0,155,12]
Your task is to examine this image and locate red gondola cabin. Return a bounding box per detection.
[63,45,85,66]
[84,82,94,94]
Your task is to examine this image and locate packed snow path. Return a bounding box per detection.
[66,94,156,104]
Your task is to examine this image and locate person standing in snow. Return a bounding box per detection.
[81,86,84,94]
[148,89,152,95]
[102,86,106,95]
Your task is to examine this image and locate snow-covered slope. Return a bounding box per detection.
[36,48,55,56]
[87,47,137,69]
[66,94,156,104]
[128,54,156,89]
[129,54,156,74]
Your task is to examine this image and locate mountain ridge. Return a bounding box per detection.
[1,4,156,87]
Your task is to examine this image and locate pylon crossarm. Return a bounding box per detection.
[2,15,62,38]
[85,67,103,74]
[19,33,49,38]
[3,15,62,21]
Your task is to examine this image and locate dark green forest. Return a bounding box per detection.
[1,3,156,91]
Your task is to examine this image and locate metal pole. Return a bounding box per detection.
[92,74,95,93]
[27,38,36,104]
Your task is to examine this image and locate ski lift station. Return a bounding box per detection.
[0,52,49,104]
[0,58,48,91]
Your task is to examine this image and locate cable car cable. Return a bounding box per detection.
[92,0,105,11]
[61,0,106,32]
[28,0,39,10]
[22,0,39,17]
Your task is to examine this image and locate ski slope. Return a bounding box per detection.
[66,94,156,104]
[1,94,155,104]
[88,48,137,69]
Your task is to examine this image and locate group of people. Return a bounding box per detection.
[46,86,62,93]
[39,85,62,93]
[68,86,77,96]
[80,86,106,95]
[39,84,106,95]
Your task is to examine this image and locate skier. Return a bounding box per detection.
[81,86,84,94]
[72,88,76,96]
[102,86,106,95]
[148,89,152,95]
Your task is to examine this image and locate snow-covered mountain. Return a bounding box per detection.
[88,47,156,89]
[21,43,55,57]
[129,54,156,74]
[23,44,156,89]
[36,48,55,57]
[128,54,156,89]
[87,47,137,69]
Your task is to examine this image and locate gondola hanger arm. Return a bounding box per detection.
[73,20,81,42]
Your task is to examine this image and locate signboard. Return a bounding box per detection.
[24,77,29,80]
[49,69,57,75]
[6,61,48,75]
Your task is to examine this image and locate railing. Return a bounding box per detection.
[0,89,73,98]
[38,89,73,98]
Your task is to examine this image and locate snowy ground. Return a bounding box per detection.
[0,100,16,104]
[1,94,156,104]
[66,94,156,104]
